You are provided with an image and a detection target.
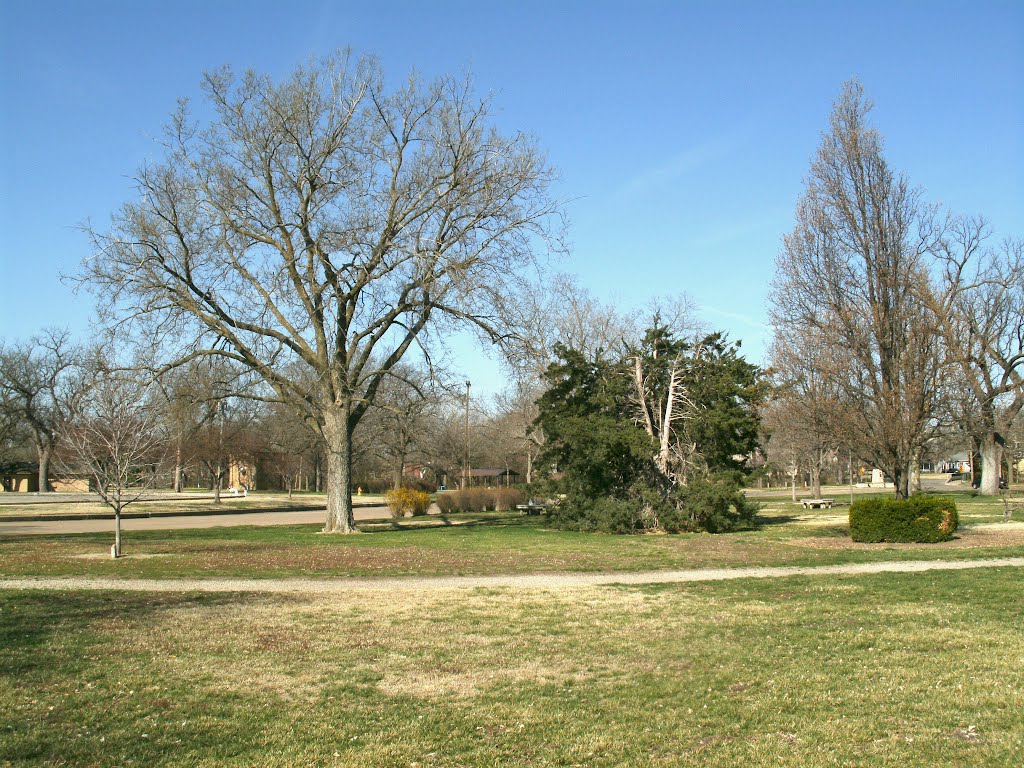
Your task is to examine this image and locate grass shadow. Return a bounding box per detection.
[358,512,535,534]
[0,590,261,677]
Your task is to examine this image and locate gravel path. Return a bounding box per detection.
[2,557,1022,594]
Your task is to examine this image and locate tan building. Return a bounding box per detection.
[0,463,38,492]
[0,462,91,493]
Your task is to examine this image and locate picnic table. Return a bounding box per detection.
[800,498,835,509]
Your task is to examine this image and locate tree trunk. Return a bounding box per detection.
[113,507,122,558]
[213,465,221,503]
[173,442,183,493]
[909,447,922,495]
[892,466,909,499]
[979,432,1003,496]
[323,407,356,533]
[394,449,406,490]
[37,443,52,493]
[810,463,822,498]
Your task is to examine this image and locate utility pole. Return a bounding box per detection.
[849,448,854,507]
[464,380,471,490]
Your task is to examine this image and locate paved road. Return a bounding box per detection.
[0,505,394,536]
[2,557,1021,593]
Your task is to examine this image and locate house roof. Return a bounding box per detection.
[465,468,520,478]
[0,461,38,475]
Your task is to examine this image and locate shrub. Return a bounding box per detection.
[551,495,653,534]
[435,491,457,514]
[663,476,758,533]
[384,487,432,517]
[849,496,958,543]
[548,476,756,535]
[433,487,525,514]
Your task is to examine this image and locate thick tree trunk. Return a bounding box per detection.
[979,432,1003,496]
[323,407,356,533]
[810,462,822,498]
[37,443,51,493]
[909,447,922,495]
[892,466,909,499]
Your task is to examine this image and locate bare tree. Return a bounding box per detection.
[763,332,844,498]
[82,52,561,532]
[366,365,439,488]
[261,403,320,497]
[769,80,941,498]
[57,375,165,557]
[924,222,1024,495]
[0,329,84,492]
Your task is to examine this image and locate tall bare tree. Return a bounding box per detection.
[0,329,83,492]
[924,221,1024,494]
[769,80,941,497]
[82,52,560,532]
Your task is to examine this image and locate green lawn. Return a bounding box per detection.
[2,567,1022,766]
[1,490,1022,580]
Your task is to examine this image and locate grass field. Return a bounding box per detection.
[2,489,1022,766]
[1,491,1021,580]
[2,567,1022,767]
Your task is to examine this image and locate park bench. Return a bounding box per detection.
[515,500,547,515]
[800,498,835,509]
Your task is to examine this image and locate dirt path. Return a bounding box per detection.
[2,557,1022,594]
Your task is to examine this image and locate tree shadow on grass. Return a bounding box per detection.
[359,512,536,534]
[0,590,265,678]
[753,514,801,527]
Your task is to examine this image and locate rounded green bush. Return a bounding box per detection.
[849,496,958,543]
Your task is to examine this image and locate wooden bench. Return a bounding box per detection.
[800,498,835,509]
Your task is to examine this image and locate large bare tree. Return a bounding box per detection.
[769,80,941,498]
[82,52,560,532]
[924,221,1024,495]
[0,329,83,492]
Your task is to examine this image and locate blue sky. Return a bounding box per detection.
[1,0,1021,398]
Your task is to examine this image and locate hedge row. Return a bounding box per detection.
[849,496,958,543]
[436,487,525,514]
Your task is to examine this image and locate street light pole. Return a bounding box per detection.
[464,381,471,490]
